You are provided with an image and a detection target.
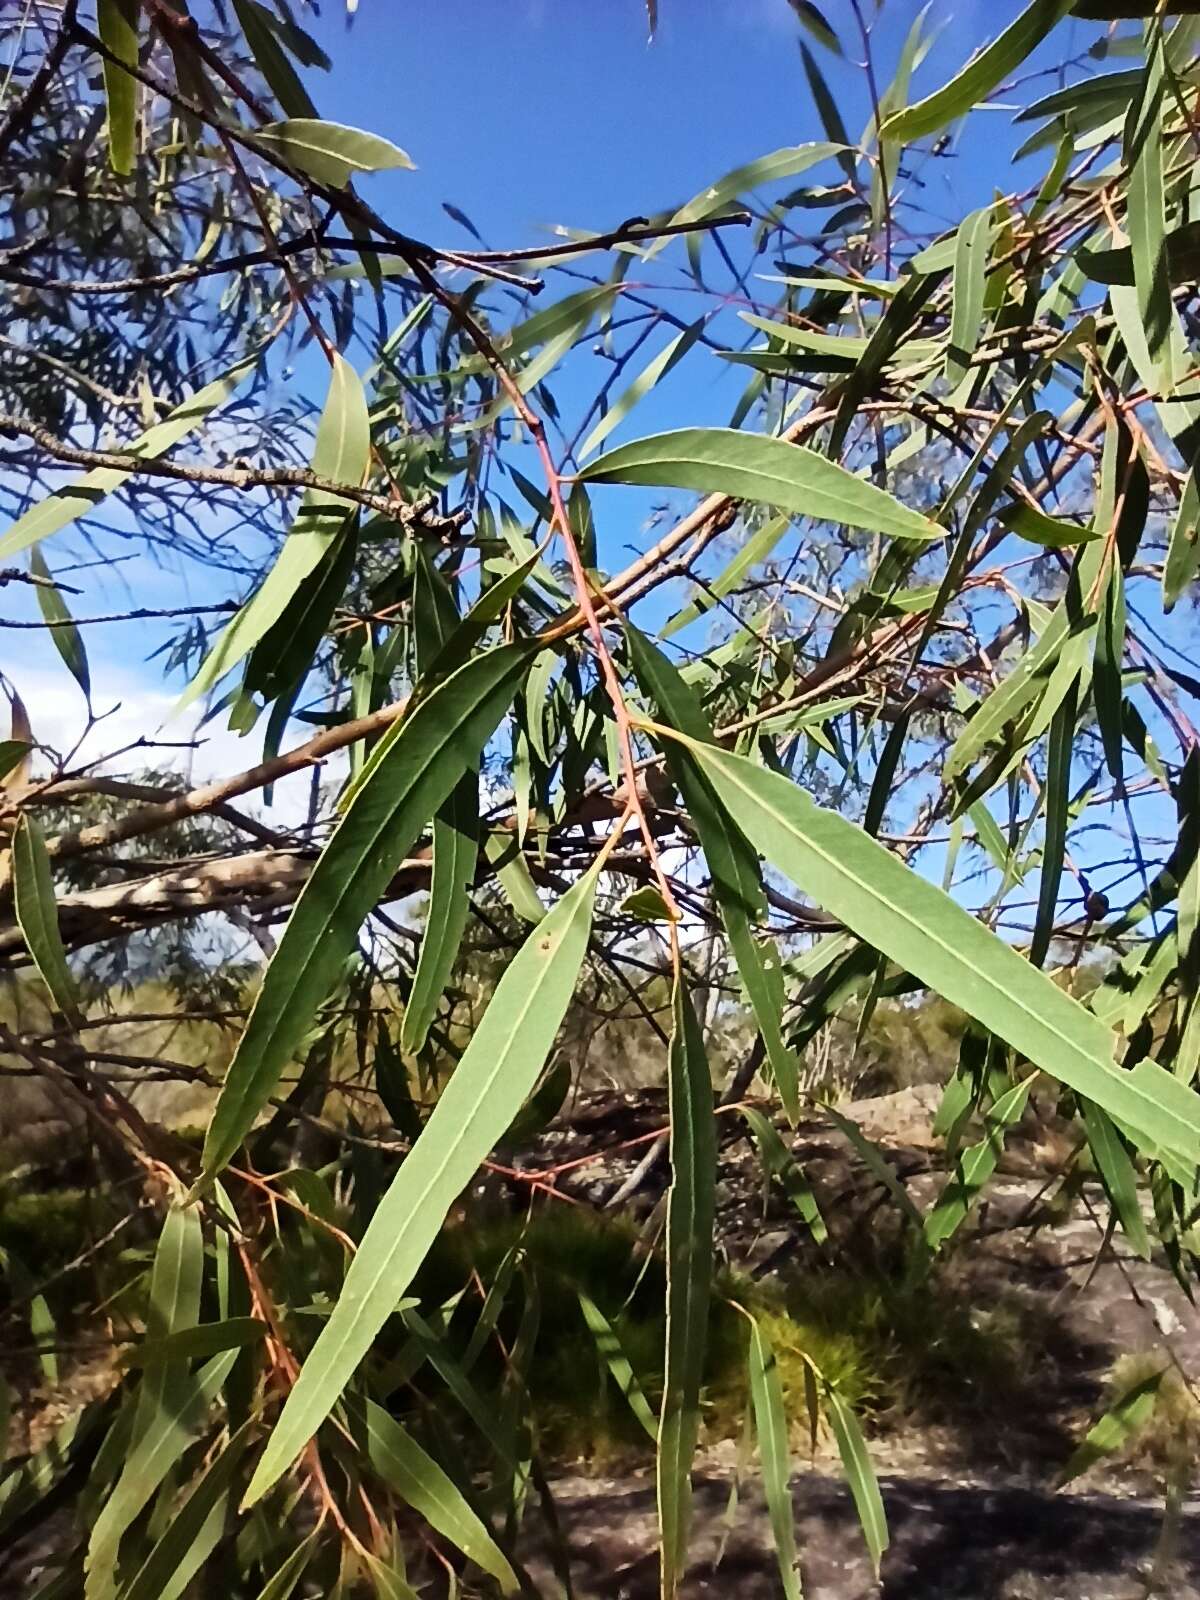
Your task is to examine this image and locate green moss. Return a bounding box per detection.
[0,1186,102,1268]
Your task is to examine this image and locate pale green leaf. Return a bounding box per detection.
[655,143,843,255]
[658,980,716,1600]
[98,0,138,175]
[242,858,599,1506]
[31,548,90,700]
[0,359,256,562]
[180,354,368,709]
[881,0,1076,143]
[580,427,943,542]
[251,119,413,186]
[350,1397,518,1592]
[825,1385,888,1575]
[578,318,705,460]
[13,814,82,1027]
[202,644,533,1178]
[924,1079,1031,1248]
[577,1291,659,1442]
[1061,1369,1164,1484]
[747,1317,802,1600]
[675,737,1200,1168]
[119,1421,254,1600]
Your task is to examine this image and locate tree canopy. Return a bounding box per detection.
[2,2,1200,1596]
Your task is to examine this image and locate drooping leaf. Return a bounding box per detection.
[1125,35,1174,387]
[630,628,799,1117]
[241,857,600,1506]
[580,427,942,541]
[742,1107,828,1244]
[349,1398,519,1592]
[232,0,317,118]
[250,119,414,186]
[924,1079,1031,1248]
[1060,1368,1165,1484]
[789,0,843,53]
[1080,1100,1152,1261]
[1163,452,1200,611]
[824,1383,888,1574]
[30,548,90,700]
[947,206,992,387]
[97,0,138,175]
[578,318,706,460]
[880,0,1076,144]
[119,1421,255,1600]
[675,737,1200,1168]
[1029,679,1075,969]
[202,644,534,1178]
[658,144,843,250]
[746,1317,802,1600]
[577,1290,659,1442]
[12,813,82,1028]
[0,358,257,562]
[658,980,717,1600]
[181,354,368,709]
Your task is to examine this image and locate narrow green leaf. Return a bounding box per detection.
[231,0,317,118]
[483,829,545,923]
[1095,566,1126,785]
[658,144,842,250]
[789,0,843,53]
[1000,503,1101,546]
[202,644,533,1178]
[1126,36,1173,387]
[1060,1368,1164,1484]
[881,0,1075,143]
[0,359,256,561]
[1029,679,1076,968]
[350,1397,518,1592]
[825,1385,888,1575]
[577,1290,659,1442]
[1080,1100,1152,1261]
[119,1420,255,1600]
[120,1318,266,1368]
[578,319,705,460]
[13,814,81,1027]
[0,741,31,783]
[947,206,992,387]
[97,0,138,175]
[658,980,717,1600]
[250,119,414,186]
[924,1079,1031,1248]
[1163,453,1200,611]
[86,1351,236,1600]
[799,44,856,180]
[30,549,90,700]
[630,628,799,1117]
[663,513,790,638]
[242,857,599,1506]
[742,1107,828,1244]
[746,1318,801,1600]
[253,1540,316,1600]
[402,777,478,1055]
[180,354,368,709]
[823,1106,926,1234]
[581,428,942,540]
[675,737,1200,1168]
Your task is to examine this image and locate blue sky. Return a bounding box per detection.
[4,0,1125,803]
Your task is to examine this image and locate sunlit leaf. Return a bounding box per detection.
[658,979,716,1600]
[251,119,414,186]
[580,427,943,541]
[202,644,534,1178]
[12,814,82,1027]
[881,0,1076,143]
[674,737,1200,1168]
[0,358,257,562]
[242,856,600,1506]
[97,0,138,174]
[746,1317,801,1600]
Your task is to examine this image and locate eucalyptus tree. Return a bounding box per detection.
[2,1,1200,1595]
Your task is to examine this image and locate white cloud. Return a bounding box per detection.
[10,659,340,832]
